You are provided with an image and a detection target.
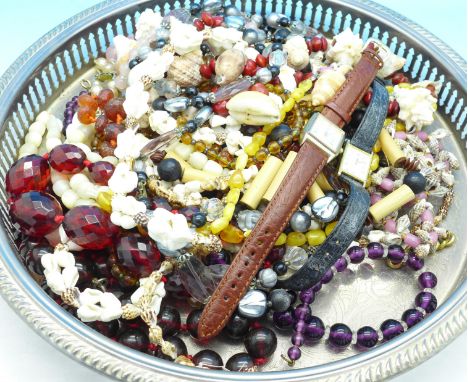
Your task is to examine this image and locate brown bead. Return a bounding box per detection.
[150,150,166,163]
[268,141,281,154]
[291,128,301,141]
[255,147,269,162]
[98,140,115,157]
[279,135,293,148]
[206,148,218,160]
[194,141,206,152]
[218,148,233,168]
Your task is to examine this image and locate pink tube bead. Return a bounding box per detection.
[417,131,428,141]
[370,192,382,205]
[394,131,407,140]
[429,231,439,244]
[379,178,394,192]
[404,233,422,248]
[384,219,397,233]
[420,209,434,223]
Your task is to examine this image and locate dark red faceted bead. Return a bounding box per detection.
[9,191,63,237]
[49,144,87,174]
[6,154,50,196]
[89,161,115,185]
[115,234,161,278]
[63,206,119,250]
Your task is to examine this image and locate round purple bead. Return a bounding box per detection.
[387,244,405,264]
[334,257,348,272]
[205,251,229,265]
[273,309,296,330]
[321,269,334,284]
[356,326,379,348]
[299,289,314,304]
[380,319,404,340]
[294,304,311,321]
[418,272,438,289]
[406,252,424,270]
[295,320,306,333]
[66,101,74,108]
[292,332,305,346]
[415,291,437,313]
[367,242,384,259]
[312,282,322,292]
[402,308,424,328]
[72,95,79,102]
[328,323,352,347]
[304,316,325,341]
[348,246,365,263]
[287,346,301,361]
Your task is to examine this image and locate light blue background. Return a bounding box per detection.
[0,1,466,382]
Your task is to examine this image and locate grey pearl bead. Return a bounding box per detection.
[224,5,241,16]
[290,20,306,35]
[224,15,245,30]
[243,28,259,44]
[238,290,267,318]
[266,12,281,28]
[258,268,278,288]
[251,14,264,27]
[290,211,312,232]
[256,29,267,42]
[269,289,292,312]
[311,195,339,223]
[256,67,272,84]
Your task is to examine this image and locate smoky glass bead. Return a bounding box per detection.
[243,28,259,44]
[255,67,272,84]
[269,50,287,66]
[224,15,245,30]
[186,309,202,339]
[244,327,278,358]
[193,349,223,369]
[163,96,190,113]
[237,210,262,231]
[224,312,250,339]
[226,352,255,372]
[158,306,181,337]
[193,106,213,126]
[283,246,308,270]
[258,268,278,288]
[272,260,288,275]
[356,326,379,348]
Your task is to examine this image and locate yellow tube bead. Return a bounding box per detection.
[286,232,307,246]
[226,188,241,204]
[299,79,313,91]
[370,153,380,171]
[275,233,287,246]
[283,98,296,112]
[306,230,326,246]
[211,217,230,234]
[263,124,276,135]
[96,190,113,213]
[373,140,382,153]
[291,89,305,101]
[228,170,244,189]
[279,109,286,122]
[244,142,260,156]
[252,132,267,146]
[236,152,248,170]
[223,203,236,220]
[325,221,338,236]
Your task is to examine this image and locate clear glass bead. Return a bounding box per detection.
[283,246,308,270]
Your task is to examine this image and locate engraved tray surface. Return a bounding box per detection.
[0,1,466,381]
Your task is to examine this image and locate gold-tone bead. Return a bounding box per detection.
[386,258,404,269]
[96,190,113,213]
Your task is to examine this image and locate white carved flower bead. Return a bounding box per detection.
[326,28,363,67]
[192,127,217,145]
[278,65,297,92]
[135,9,162,42]
[123,82,150,119]
[149,110,177,134]
[111,195,147,229]
[114,129,148,160]
[170,18,204,55]
[108,162,138,194]
[128,51,174,86]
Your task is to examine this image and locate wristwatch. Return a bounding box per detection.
[279,78,388,290]
[197,44,384,341]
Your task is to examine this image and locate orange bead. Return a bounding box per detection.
[181,132,192,145]
[220,224,244,244]
[77,106,97,124]
[78,94,98,110]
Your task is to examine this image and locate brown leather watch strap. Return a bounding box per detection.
[198,141,328,340]
[197,44,383,341]
[322,44,383,127]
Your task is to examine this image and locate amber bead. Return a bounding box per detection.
[255,147,269,162]
[274,84,284,94]
[206,148,218,160]
[104,98,126,123]
[228,170,244,189]
[218,149,233,168]
[78,94,98,109]
[97,89,115,109]
[291,128,301,141]
[220,225,244,244]
[279,135,293,148]
[177,116,188,127]
[181,132,192,145]
[194,141,206,152]
[268,141,281,154]
[265,84,275,92]
[77,106,97,124]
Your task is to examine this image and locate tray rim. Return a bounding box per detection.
[0,0,466,381]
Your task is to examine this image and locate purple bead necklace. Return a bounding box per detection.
[63,91,88,132]
[285,242,438,363]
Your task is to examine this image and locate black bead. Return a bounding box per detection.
[336,190,348,206]
[157,158,182,182]
[155,336,188,359]
[244,327,278,358]
[192,212,207,227]
[152,97,166,111]
[268,65,280,77]
[157,306,181,337]
[118,329,149,351]
[190,3,202,15]
[88,319,121,338]
[240,125,260,136]
[344,109,365,138]
[269,124,292,142]
[278,17,291,27]
[186,309,202,339]
[254,43,265,53]
[403,171,427,194]
[193,350,223,368]
[191,95,205,108]
[184,120,197,133]
[155,39,166,49]
[128,57,142,69]
[271,42,283,51]
[224,312,250,340]
[26,245,52,275]
[185,86,198,97]
[200,43,211,55]
[273,28,290,43]
[226,353,255,372]
[273,261,288,276]
[74,256,96,287]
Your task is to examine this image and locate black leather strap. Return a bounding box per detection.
[278,80,388,291]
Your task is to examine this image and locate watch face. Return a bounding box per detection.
[338,143,372,184]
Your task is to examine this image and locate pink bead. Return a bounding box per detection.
[370,193,382,205]
[394,131,407,140]
[379,178,394,192]
[415,192,427,200]
[384,219,397,233]
[420,209,434,223]
[424,153,434,161]
[417,131,428,141]
[429,231,438,244]
[404,233,421,248]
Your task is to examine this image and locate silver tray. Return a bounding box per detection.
[0,0,466,381]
